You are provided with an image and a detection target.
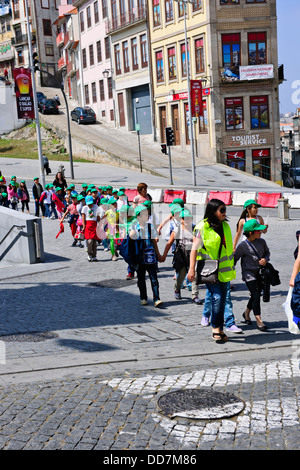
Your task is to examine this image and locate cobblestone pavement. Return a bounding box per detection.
[0,202,300,452]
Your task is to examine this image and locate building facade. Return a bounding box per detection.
[148,0,282,182]
[0,1,14,77]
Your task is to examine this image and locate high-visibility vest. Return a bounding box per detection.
[194,219,236,283]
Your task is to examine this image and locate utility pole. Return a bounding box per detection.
[24,0,45,188]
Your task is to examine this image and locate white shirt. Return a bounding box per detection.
[82,204,100,221]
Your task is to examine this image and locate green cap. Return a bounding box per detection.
[108,197,117,205]
[1,192,7,197]
[244,199,261,209]
[119,187,125,191]
[106,185,112,190]
[20,180,25,183]
[170,204,182,215]
[117,191,125,196]
[171,198,185,207]
[180,209,192,218]
[142,200,152,208]
[55,186,62,191]
[77,194,85,201]
[100,198,108,204]
[243,219,266,233]
[134,205,148,217]
[11,175,16,179]
[9,181,16,186]
[82,183,88,188]
[69,184,75,188]
[33,177,39,180]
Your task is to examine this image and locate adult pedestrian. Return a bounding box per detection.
[234,219,270,331]
[233,199,267,251]
[53,171,67,196]
[132,182,151,207]
[32,177,45,217]
[43,155,51,175]
[187,199,236,343]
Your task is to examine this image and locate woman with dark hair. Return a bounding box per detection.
[53,171,67,196]
[188,199,236,343]
[233,199,267,251]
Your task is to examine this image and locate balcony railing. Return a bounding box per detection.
[58,57,66,70]
[56,31,64,48]
[106,6,147,34]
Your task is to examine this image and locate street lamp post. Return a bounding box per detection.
[184,0,196,186]
[24,0,45,188]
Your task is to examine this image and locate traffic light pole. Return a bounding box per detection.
[168,145,173,185]
[24,0,45,188]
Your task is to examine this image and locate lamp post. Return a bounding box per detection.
[24,0,45,187]
[181,0,196,187]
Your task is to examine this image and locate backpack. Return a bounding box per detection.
[120,235,143,266]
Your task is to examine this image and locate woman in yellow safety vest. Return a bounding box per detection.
[188,199,236,343]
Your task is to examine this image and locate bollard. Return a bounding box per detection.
[278,197,290,220]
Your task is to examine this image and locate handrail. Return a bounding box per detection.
[0,225,25,246]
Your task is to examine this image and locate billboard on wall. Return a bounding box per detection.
[13,67,35,119]
[190,80,203,118]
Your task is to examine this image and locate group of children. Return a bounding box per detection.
[0,174,30,213]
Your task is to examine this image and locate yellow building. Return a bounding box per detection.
[148,0,282,182]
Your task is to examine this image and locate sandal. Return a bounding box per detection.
[212,332,228,343]
[242,312,252,325]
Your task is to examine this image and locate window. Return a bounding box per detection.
[105,37,110,59]
[168,47,176,80]
[156,50,164,82]
[82,48,87,68]
[123,41,129,73]
[94,1,99,23]
[92,82,97,103]
[43,19,52,36]
[108,77,113,99]
[252,149,270,180]
[17,48,24,65]
[199,99,208,133]
[222,33,240,69]
[181,43,189,77]
[227,150,245,172]
[225,97,244,130]
[45,43,54,56]
[250,96,269,128]
[131,38,138,70]
[87,6,91,28]
[41,0,49,8]
[192,0,202,11]
[89,44,94,66]
[12,0,20,19]
[165,0,173,22]
[195,38,205,73]
[102,0,107,17]
[220,0,239,4]
[85,84,89,105]
[96,40,102,63]
[140,34,148,68]
[178,1,184,17]
[115,44,121,75]
[153,0,160,26]
[80,11,84,32]
[99,80,105,101]
[248,32,267,65]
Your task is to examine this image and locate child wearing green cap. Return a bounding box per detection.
[234,218,270,331]
[7,181,19,210]
[233,199,267,251]
[129,205,163,307]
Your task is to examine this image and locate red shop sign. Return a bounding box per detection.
[252,149,270,158]
[227,151,245,160]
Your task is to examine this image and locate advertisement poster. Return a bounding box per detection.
[13,67,35,119]
[190,80,203,118]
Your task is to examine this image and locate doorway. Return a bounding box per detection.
[171,104,180,145]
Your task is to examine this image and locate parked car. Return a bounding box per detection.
[37,92,47,102]
[71,107,96,124]
[38,98,59,114]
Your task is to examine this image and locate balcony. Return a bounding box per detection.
[56,31,64,48]
[106,6,147,34]
[58,57,66,70]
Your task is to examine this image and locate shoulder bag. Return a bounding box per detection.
[197,240,223,284]
[246,240,280,287]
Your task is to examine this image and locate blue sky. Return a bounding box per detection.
[277,0,300,114]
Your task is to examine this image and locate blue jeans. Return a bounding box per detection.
[203,281,228,329]
[137,263,160,302]
[44,203,51,218]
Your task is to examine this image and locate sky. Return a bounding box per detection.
[277,0,300,114]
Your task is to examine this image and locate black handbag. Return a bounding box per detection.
[196,241,222,284]
[246,240,280,288]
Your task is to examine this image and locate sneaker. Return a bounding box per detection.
[71,240,77,247]
[111,255,118,261]
[192,297,203,305]
[174,290,181,300]
[187,284,192,291]
[104,248,109,252]
[87,256,93,262]
[226,325,243,334]
[92,257,98,262]
[126,272,134,280]
[154,300,163,308]
[140,299,148,306]
[201,316,210,327]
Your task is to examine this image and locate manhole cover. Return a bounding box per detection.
[158,389,245,420]
[0,331,59,342]
[231,180,242,183]
[90,278,132,288]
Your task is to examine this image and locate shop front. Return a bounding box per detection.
[227,150,245,171]
[252,148,271,180]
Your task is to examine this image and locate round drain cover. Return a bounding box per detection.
[158,389,245,420]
